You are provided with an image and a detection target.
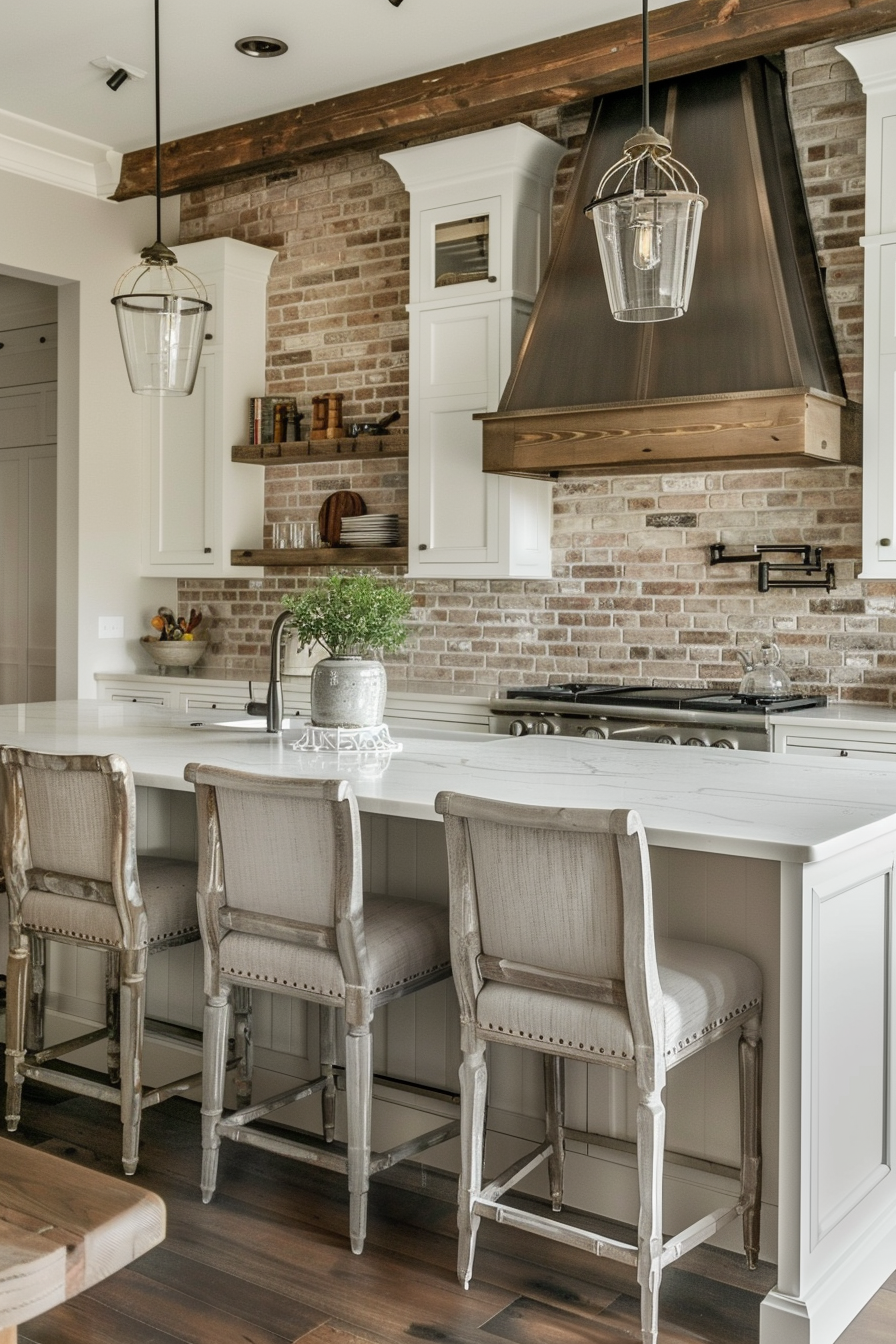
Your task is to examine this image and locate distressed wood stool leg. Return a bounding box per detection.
[201,989,231,1204]
[739,1011,763,1269]
[346,1021,372,1254]
[544,1054,565,1212]
[5,942,29,1133]
[320,1005,337,1143]
[105,952,121,1086]
[458,1039,488,1290]
[119,950,146,1176]
[23,935,45,1056]
[636,1082,666,1344]
[231,984,252,1106]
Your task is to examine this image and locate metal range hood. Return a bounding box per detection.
[479,59,860,478]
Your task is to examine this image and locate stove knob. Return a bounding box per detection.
[654,734,676,745]
[711,739,735,749]
[583,727,606,739]
[684,737,707,747]
[534,719,558,735]
[509,719,528,737]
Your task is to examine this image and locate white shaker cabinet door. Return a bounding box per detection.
[411,301,500,568]
[145,351,216,570]
[868,242,896,572]
[415,394,499,566]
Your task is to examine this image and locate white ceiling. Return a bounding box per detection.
[0,1,683,154]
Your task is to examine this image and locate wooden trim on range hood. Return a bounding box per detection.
[479,389,861,478]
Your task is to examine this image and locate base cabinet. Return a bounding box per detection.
[140,237,275,578]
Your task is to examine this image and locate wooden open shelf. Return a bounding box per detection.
[233,433,409,465]
[232,546,408,567]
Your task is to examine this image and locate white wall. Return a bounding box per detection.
[0,275,57,326]
[0,169,178,697]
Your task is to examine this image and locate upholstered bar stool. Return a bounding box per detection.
[185,762,459,1254]
[435,792,762,1344]
[0,746,203,1175]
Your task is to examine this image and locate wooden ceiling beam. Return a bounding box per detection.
[114,0,896,201]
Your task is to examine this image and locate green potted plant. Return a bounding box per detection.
[282,573,413,727]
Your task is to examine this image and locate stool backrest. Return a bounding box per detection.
[435,792,664,1064]
[184,764,366,984]
[0,747,145,946]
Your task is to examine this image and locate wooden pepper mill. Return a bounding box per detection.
[326,393,344,440]
[310,392,345,440]
[310,396,328,440]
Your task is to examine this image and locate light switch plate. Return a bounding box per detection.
[98,616,124,639]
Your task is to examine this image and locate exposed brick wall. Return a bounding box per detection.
[179,45,895,703]
[787,43,866,401]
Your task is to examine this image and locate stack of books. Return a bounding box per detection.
[248,397,303,445]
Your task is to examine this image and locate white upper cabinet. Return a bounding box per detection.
[383,124,563,578]
[140,237,275,577]
[839,33,896,576]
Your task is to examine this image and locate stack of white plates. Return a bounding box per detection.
[340,513,400,547]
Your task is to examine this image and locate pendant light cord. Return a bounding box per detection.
[642,0,650,129]
[154,0,162,244]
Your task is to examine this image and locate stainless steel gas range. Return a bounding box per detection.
[488,683,828,752]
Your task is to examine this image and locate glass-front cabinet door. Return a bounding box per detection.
[420,197,501,301]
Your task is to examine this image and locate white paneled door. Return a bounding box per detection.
[0,442,56,703]
[0,311,58,704]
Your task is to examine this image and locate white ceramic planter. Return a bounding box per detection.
[310,657,387,728]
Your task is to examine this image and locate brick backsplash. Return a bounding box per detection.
[178,44,893,703]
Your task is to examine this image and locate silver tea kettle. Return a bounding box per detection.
[735,641,791,697]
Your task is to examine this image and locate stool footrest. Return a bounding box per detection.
[20,1062,203,1110]
[21,1064,120,1106]
[474,1198,638,1265]
[220,1123,349,1173]
[480,1141,553,1203]
[27,1029,108,1065]
[141,1071,203,1108]
[661,1202,744,1267]
[369,1119,460,1174]
[219,1077,329,1129]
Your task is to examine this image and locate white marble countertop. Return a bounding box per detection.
[6,700,896,864]
[770,701,896,731]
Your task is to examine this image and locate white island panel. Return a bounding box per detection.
[4,702,896,1344]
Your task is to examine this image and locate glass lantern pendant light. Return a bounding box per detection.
[111,0,210,394]
[584,0,707,323]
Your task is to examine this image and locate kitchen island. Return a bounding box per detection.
[3,699,896,1344]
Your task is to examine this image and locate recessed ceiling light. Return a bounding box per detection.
[235,36,289,58]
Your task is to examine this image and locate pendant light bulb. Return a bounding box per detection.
[111,0,210,395]
[631,209,662,272]
[583,0,706,322]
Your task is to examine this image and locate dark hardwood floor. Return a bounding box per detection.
[1,1086,893,1344]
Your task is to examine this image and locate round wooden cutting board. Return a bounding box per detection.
[318,491,367,545]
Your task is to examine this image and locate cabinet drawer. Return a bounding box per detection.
[108,692,168,707]
[179,692,248,712]
[785,737,896,761]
